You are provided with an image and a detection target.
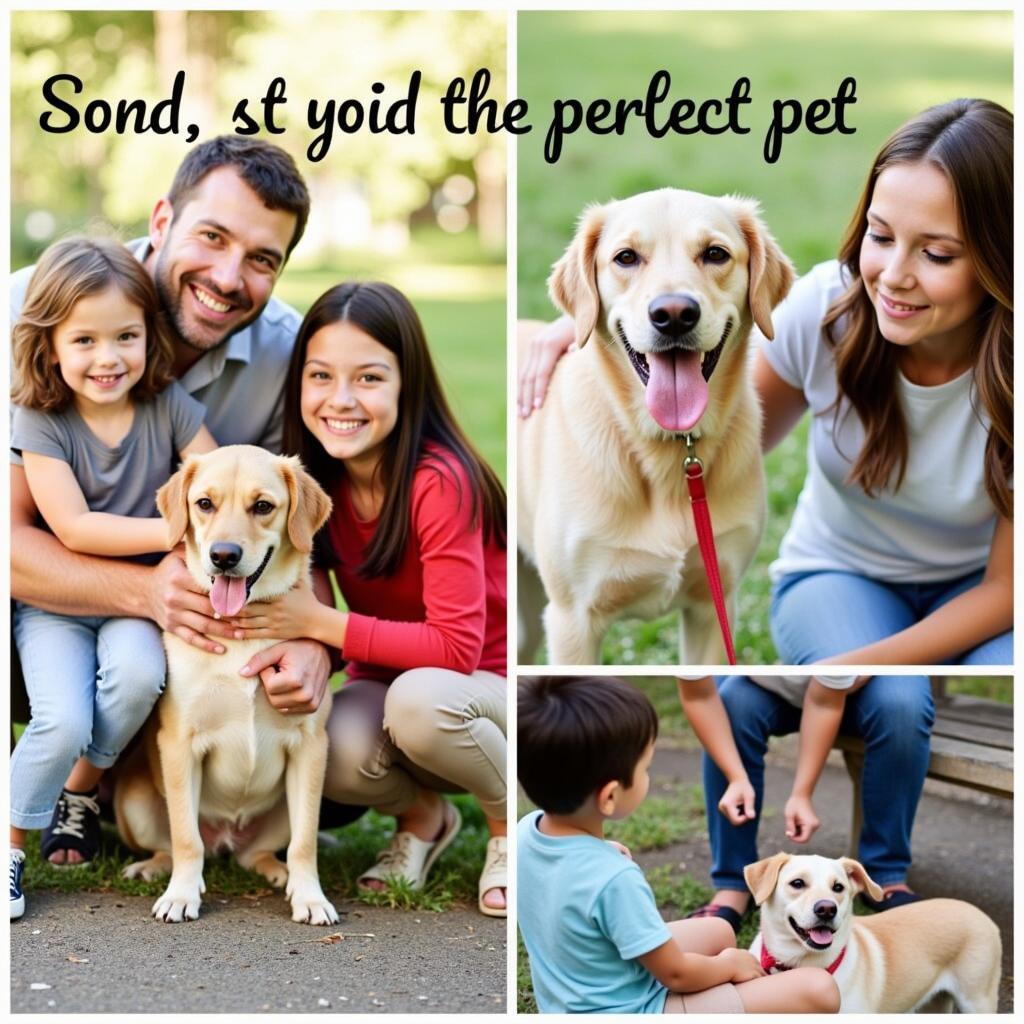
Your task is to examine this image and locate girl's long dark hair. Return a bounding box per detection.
[283,282,506,576]
[823,98,1012,519]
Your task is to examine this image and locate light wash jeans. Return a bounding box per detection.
[11,603,166,829]
[703,675,934,891]
[770,567,1013,666]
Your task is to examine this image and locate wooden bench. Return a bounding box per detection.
[835,678,1013,854]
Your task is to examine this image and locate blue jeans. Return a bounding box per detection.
[770,568,1012,666]
[11,604,166,830]
[703,675,934,891]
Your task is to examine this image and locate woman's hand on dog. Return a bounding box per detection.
[150,547,238,654]
[783,793,821,843]
[718,777,757,825]
[231,580,342,644]
[517,315,575,417]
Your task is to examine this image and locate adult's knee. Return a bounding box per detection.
[383,669,448,765]
[858,677,934,746]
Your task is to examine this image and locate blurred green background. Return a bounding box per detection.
[11,10,507,477]
[517,10,1012,663]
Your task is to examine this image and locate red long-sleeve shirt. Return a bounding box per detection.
[328,449,506,682]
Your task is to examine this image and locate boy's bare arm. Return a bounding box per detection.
[638,941,764,992]
[678,677,755,824]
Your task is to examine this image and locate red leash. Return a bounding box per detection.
[682,433,737,665]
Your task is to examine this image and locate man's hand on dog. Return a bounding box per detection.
[150,547,239,654]
[718,777,757,825]
[241,638,331,715]
[783,793,820,843]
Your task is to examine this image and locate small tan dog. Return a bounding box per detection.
[114,445,338,924]
[518,187,793,664]
[745,852,1001,1013]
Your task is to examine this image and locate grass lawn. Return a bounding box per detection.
[516,10,1011,664]
[21,793,489,915]
[517,674,1011,1010]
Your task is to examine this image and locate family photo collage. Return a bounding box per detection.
[6,6,1016,1017]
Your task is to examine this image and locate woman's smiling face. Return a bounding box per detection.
[300,321,401,471]
[859,161,986,360]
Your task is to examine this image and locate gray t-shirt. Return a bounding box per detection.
[680,674,857,708]
[10,238,300,454]
[11,381,204,529]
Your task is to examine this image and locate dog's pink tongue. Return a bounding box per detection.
[210,575,247,617]
[809,927,834,946]
[645,349,707,432]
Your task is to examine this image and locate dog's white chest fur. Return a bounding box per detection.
[163,636,314,824]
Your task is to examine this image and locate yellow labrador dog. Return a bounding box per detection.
[518,187,793,664]
[115,446,338,925]
[746,853,1001,1013]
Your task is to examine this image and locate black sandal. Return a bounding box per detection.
[686,902,745,934]
[40,789,101,868]
[859,886,921,912]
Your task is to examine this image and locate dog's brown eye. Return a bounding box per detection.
[703,246,730,264]
[789,878,805,889]
[253,500,275,515]
[196,498,214,512]
[832,883,845,893]
[613,248,639,267]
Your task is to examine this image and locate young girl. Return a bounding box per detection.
[519,98,1012,666]
[231,282,508,916]
[9,235,216,918]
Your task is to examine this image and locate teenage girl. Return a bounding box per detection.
[9,235,216,919]
[232,282,508,917]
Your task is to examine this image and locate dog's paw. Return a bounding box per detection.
[152,885,202,923]
[290,892,340,926]
[242,851,289,889]
[123,853,172,882]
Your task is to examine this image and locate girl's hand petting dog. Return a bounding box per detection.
[783,793,821,843]
[230,579,346,648]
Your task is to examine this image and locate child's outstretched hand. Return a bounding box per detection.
[784,793,820,843]
[717,777,756,825]
[717,947,766,983]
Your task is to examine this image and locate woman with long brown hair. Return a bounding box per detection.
[232,281,508,917]
[758,97,1011,666]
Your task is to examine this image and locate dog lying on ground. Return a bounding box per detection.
[745,852,1001,1013]
[114,445,338,924]
[518,187,793,665]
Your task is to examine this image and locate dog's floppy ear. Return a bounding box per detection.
[548,202,606,349]
[280,456,333,554]
[839,857,884,902]
[744,852,792,906]
[726,195,795,341]
[157,456,200,548]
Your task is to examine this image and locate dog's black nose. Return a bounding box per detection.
[209,542,243,570]
[813,900,838,921]
[648,293,701,337]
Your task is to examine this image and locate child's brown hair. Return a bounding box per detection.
[12,234,175,411]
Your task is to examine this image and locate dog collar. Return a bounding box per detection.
[760,941,847,975]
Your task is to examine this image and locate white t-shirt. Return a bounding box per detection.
[679,674,857,709]
[760,260,995,584]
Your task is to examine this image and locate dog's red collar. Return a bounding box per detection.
[760,941,847,975]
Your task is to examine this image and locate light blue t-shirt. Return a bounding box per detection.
[517,810,671,1014]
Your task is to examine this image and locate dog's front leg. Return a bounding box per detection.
[152,727,206,923]
[283,724,339,925]
[543,601,606,665]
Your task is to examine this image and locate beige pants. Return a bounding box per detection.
[323,668,506,820]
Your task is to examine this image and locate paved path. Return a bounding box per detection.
[12,893,506,1013]
[642,740,1013,1012]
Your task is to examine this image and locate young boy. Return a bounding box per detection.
[517,676,840,1014]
